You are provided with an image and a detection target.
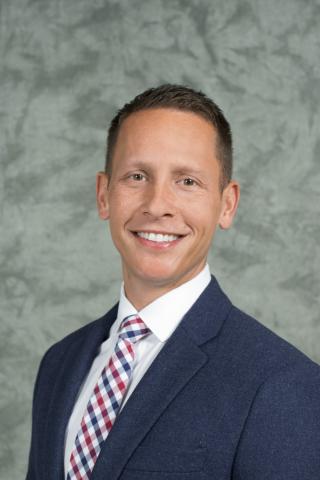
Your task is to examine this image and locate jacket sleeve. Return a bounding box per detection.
[232,361,320,479]
[25,346,55,480]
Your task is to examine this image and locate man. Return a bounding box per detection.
[27,84,320,480]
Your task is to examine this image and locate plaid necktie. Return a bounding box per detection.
[66,314,150,480]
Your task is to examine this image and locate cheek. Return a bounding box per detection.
[108,190,132,218]
[187,203,220,233]
[107,199,127,238]
[108,192,139,242]
[109,185,143,211]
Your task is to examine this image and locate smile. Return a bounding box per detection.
[136,232,181,243]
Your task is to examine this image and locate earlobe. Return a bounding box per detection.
[219,181,240,230]
[96,172,110,220]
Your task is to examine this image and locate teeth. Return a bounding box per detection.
[137,232,179,242]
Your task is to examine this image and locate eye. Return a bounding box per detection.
[181,177,197,186]
[129,173,146,181]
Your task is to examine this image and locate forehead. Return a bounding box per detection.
[114,108,218,163]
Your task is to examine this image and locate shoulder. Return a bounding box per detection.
[193,275,318,379]
[224,304,317,371]
[203,293,320,400]
[39,303,118,369]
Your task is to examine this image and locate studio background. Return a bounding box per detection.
[1,0,319,478]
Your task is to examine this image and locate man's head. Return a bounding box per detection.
[97,85,240,308]
[105,84,233,193]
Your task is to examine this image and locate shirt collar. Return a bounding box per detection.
[116,264,211,342]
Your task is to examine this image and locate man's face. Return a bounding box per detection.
[97,108,239,294]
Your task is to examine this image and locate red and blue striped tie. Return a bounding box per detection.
[67,315,150,479]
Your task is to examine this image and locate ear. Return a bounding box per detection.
[219,180,240,230]
[96,172,110,220]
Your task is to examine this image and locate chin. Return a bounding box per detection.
[136,265,180,287]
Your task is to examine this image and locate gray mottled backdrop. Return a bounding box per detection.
[1,0,319,477]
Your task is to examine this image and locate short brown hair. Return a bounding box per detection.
[105,84,233,191]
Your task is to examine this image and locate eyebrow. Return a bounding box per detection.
[126,161,206,177]
[125,161,150,171]
[171,167,205,176]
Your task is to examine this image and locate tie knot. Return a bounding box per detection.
[118,315,150,344]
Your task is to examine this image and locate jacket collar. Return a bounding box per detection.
[182,274,233,345]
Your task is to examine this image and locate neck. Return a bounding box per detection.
[123,281,174,311]
[122,263,207,311]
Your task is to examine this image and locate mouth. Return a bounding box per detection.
[131,230,186,248]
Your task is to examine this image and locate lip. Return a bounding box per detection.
[130,230,186,250]
[131,229,186,236]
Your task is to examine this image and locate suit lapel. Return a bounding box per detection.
[44,305,118,480]
[91,325,207,480]
[91,276,232,480]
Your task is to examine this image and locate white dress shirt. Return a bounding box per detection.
[64,264,211,476]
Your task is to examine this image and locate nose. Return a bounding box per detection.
[142,181,176,218]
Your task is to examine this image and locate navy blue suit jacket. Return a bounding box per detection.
[27,276,320,479]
